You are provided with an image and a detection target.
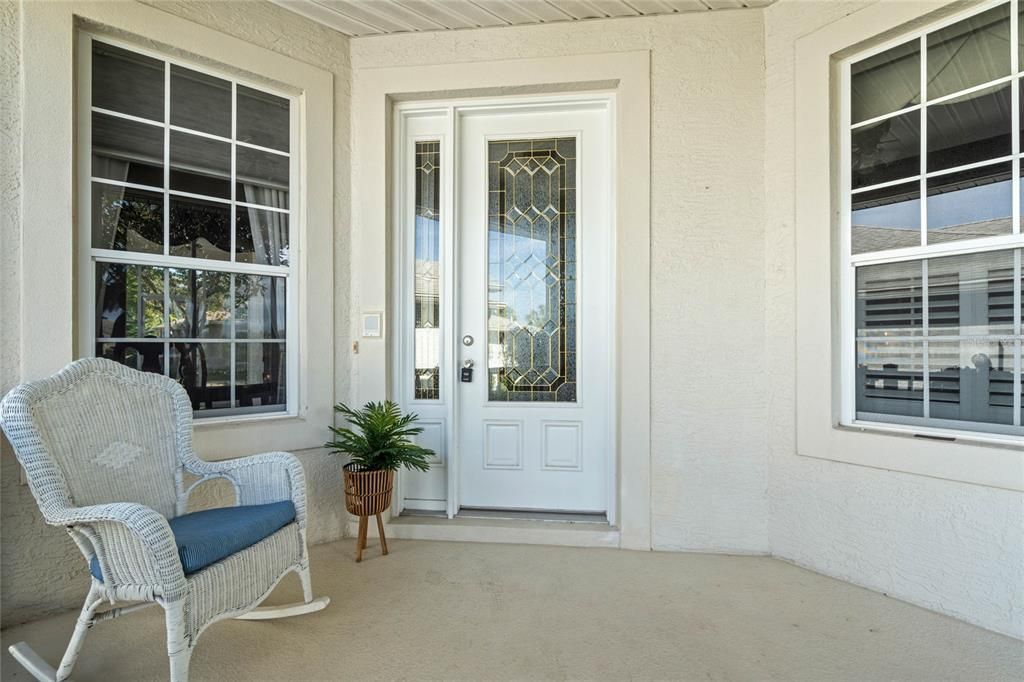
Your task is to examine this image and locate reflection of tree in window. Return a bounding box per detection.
[98,193,162,250]
[169,201,232,257]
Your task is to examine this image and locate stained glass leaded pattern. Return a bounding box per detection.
[414,141,441,400]
[487,138,577,402]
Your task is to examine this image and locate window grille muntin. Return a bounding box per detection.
[83,35,296,418]
[842,0,1024,438]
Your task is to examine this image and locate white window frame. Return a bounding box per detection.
[76,32,299,423]
[838,0,1024,445]
[794,0,1023,492]
[17,0,332,461]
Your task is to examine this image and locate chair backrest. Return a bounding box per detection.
[0,358,193,520]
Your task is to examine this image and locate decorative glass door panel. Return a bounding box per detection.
[487,138,576,403]
[414,141,441,400]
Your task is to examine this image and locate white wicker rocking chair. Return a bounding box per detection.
[0,358,329,681]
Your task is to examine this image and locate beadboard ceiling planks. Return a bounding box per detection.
[270,0,775,37]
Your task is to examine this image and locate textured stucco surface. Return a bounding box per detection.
[351,8,771,556]
[1,0,21,397]
[763,0,1024,640]
[0,0,352,628]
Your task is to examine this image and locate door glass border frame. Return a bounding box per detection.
[482,131,582,406]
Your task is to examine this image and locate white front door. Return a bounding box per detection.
[456,104,612,512]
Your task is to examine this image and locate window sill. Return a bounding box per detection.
[190,409,326,461]
[193,411,299,428]
[793,420,1024,493]
[841,420,1024,451]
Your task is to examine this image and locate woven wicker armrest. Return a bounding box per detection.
[55,502,187,602]
[181,452,308,529]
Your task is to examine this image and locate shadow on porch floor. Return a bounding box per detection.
[2,539,1020,680]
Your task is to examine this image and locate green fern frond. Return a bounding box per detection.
[324,400,435,472]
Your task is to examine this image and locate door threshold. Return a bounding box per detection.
[456,508,608,524]
[398,508,448,518]
[351,510,619,548]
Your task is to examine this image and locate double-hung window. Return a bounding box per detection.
[83,37,295,418]
[843,0,1023,438]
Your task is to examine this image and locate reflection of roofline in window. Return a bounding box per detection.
[927,4,1010,50]
[851,39,919,80]
[927,162,1012,197]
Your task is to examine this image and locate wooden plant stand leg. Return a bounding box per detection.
[356,515,368,563]
[376,513,389,555]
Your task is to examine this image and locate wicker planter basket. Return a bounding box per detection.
[342,463,394,515]
[342,463,394,561]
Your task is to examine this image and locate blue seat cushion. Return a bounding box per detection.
[90,500,296,581]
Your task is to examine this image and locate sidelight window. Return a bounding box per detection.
[414,141,442,400]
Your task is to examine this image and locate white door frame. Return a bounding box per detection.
[352,49,651,549]
[391,93,617,522]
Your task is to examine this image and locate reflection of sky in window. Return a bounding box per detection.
[928,180,1011,230]
[853,180,1012,231]
[415,215,439,260]
[490,231,551,324]
[853,197,919,229]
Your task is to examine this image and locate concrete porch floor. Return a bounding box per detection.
[1,539,1020,681]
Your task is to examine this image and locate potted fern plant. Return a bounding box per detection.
[326,401,433,561]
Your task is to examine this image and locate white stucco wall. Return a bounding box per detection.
[763,0,1024,640]
[0,0,352,628]
[0,0,20,399]
[350,8,771,555]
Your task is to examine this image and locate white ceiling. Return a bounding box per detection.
[270,0,774,38]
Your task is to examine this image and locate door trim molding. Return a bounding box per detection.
[353,50,652,550]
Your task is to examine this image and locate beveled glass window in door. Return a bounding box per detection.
[845,0,1024,437]
[414,141,441,400]
[487,138,577,402]
[87,38,292,417]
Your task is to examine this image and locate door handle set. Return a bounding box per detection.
[460,359,474,383]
